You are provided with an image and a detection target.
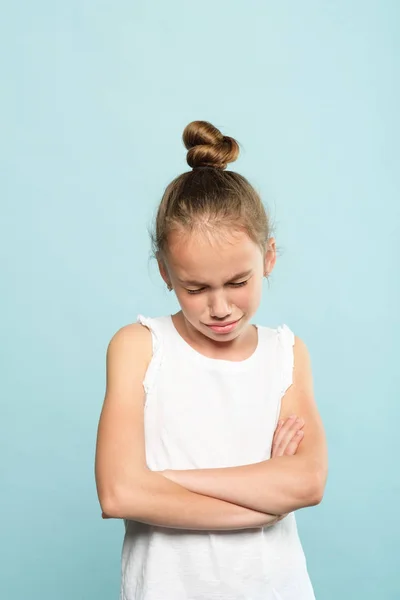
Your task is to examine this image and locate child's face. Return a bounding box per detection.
[160,228,276,342]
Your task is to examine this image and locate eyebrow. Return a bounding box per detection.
[178,269,253,287]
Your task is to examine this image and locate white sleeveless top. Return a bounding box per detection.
[120,315,316,600]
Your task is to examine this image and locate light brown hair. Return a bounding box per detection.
[152,120,272,258]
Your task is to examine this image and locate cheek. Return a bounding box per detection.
[238,280,262,306]
[175,290,204,314]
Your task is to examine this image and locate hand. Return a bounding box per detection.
[271,415,304,458]
[269,416,303,523]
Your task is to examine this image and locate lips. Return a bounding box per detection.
[206,319,237,327]
[205,318,241,334]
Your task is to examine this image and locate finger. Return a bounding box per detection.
[272,417,295,457]
[279,419,304,453]
[273,416,304,456]
[271,419,287,457]
[273,415,297,450]
[284,430,304,456]
[272,415,301,453]
[272,420,284,446]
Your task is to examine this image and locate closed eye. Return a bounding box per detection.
[186,280,248,294]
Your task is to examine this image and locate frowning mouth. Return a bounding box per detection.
[205,318,242,334]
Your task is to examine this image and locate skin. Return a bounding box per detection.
[156,226,328,516]
[158,227,276,361]
[98,224,327,525]
[102,417,305,519]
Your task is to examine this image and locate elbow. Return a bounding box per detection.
[306,467,327,506]
[98,475,147,520]
[97,477,130,519]
[100,485,137,520]
[308,483,324,507]
[294,460,327,508]
[98,487,121,518]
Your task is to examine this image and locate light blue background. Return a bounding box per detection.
[1,1,399,599]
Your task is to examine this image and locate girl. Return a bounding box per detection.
[95,120,328,600]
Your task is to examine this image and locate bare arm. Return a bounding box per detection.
[105,466,283,530]
[94,324,282,530]
[162,337,328,516]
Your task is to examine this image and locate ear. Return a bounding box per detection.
[157,255,172,289]
[264,238,277,276]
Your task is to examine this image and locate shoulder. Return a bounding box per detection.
[292,335,312,372]
[289,334,313,396]
[275,324,309,361]
[259,324,311,395]
[292,335,309,357]
[277,327,312,381]
[107,322,153,367]
[109,322,152,346]
[278,333,317,417]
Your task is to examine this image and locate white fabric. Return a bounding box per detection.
[120,315,316,600]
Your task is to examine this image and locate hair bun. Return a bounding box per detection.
[182,120,240,170]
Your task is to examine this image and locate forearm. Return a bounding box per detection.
[163,456,324,516]
[102,469,281,530]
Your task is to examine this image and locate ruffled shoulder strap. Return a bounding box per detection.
[137,315,164,396]
[276,324,295,397]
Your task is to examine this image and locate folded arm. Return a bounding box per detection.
[103,466,283,530]
[95,324,282,531]
[162,337,328,516]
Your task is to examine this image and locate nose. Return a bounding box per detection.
[209,291,232,320]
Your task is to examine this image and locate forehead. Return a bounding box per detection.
[165,228,262,282]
